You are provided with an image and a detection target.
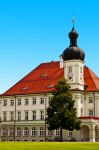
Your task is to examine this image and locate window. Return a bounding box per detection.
[9,128,14,136]
[40,110,44,120]
[80,109,83,116]
[40,127,45,136]
[2,128,7,136]
[48,130,52,136]
[33,98,36,105]
[89,109,94,116]
[48,97,52,105]
[10,100,14,106]
[17,111,21,121]
[68,131,72,137]
[32,111,36,120]
[80,67,83,73]
[25,111,28,120]
[16,127,21,136]
[40,98,44,104]
[10,111,14,121]
[67,66,72,74]
[55,129,61,136]
[24,127,29,136]
[17,99,21,105]
[25,99,29,105]
[3,99,7,106]
[81,96,83,103]
[89,97,93,103]
[3,111,7,121]
[32,127,36,136]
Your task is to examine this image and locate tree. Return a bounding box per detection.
[46,79,81,141]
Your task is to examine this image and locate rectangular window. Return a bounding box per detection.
[3,99,7,106]
[40,98,44,104]
[40,110,44,120]
[55,129,61,136]
[68,131,72,137]
[3,111,7,121]
[67,66,72,74]
[89,97,93,103]
[25,99,29,105]
[81,96,83,103]
[48,97,52,105]
[10,111,14,121]
[32,98,36,105]
[32,111,36,120]
[89,109,94,116]
[25,111,28,120]
[10,100,14,106]
[80,109,83,116]
[17,99,21,105]
[17,111,21,121]
[40,127,45,136]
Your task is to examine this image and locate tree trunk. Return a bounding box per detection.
[60,125,62,142]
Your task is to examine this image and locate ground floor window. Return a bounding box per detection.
[24,127,29,136]
[32,127,37,136]
[40,127,45,136]
[16,127,21,136]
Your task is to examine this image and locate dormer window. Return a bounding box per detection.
[47,84,54,88]
[40,73,47,78]
[21,87,28,91]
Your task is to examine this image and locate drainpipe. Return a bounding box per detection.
[13,95,16,141]
[44,94,47,141]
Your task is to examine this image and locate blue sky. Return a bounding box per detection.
[0,0,99,93]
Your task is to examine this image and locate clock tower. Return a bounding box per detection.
[62,23,85,90]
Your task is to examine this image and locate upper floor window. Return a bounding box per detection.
[32,98,36,105]
[67,66,72,74]
[17,99,21,106]
[25,111,28,120]
[89,97,93,103]
[10,111,14,121]
[32,111,36,120]
[81,96,83,103]
[3,99,7,106]
[40,97,44,104]
[25,99,29,105]
[48,97,52,105]
[80,109,83,116]
[3,111,7,121]
[89,109,94,116]
[10,100,14,106]
[17,111,21,121]
[40,110,44,120]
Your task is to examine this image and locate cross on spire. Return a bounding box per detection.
[72,16,75,29]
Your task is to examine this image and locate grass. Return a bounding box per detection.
[0,142,99,150]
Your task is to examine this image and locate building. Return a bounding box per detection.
[0,24,99,142]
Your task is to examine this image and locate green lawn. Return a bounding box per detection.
[0,142,99,150]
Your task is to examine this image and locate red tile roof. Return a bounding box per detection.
[1,61,99,96]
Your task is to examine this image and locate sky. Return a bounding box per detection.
[0,0,99,94]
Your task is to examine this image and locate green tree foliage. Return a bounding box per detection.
[46,79,81,141]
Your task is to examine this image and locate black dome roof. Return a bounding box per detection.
[62,27,85,61]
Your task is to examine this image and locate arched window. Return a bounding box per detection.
[9,127,14,136]
[2,128,7,136]
[32,127,36,136]
[16,127,21,136]
[40,127,45,136]
[24,127,29,136]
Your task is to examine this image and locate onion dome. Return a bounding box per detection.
[62,23,85,61]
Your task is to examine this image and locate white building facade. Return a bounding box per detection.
[0,25,99,142]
